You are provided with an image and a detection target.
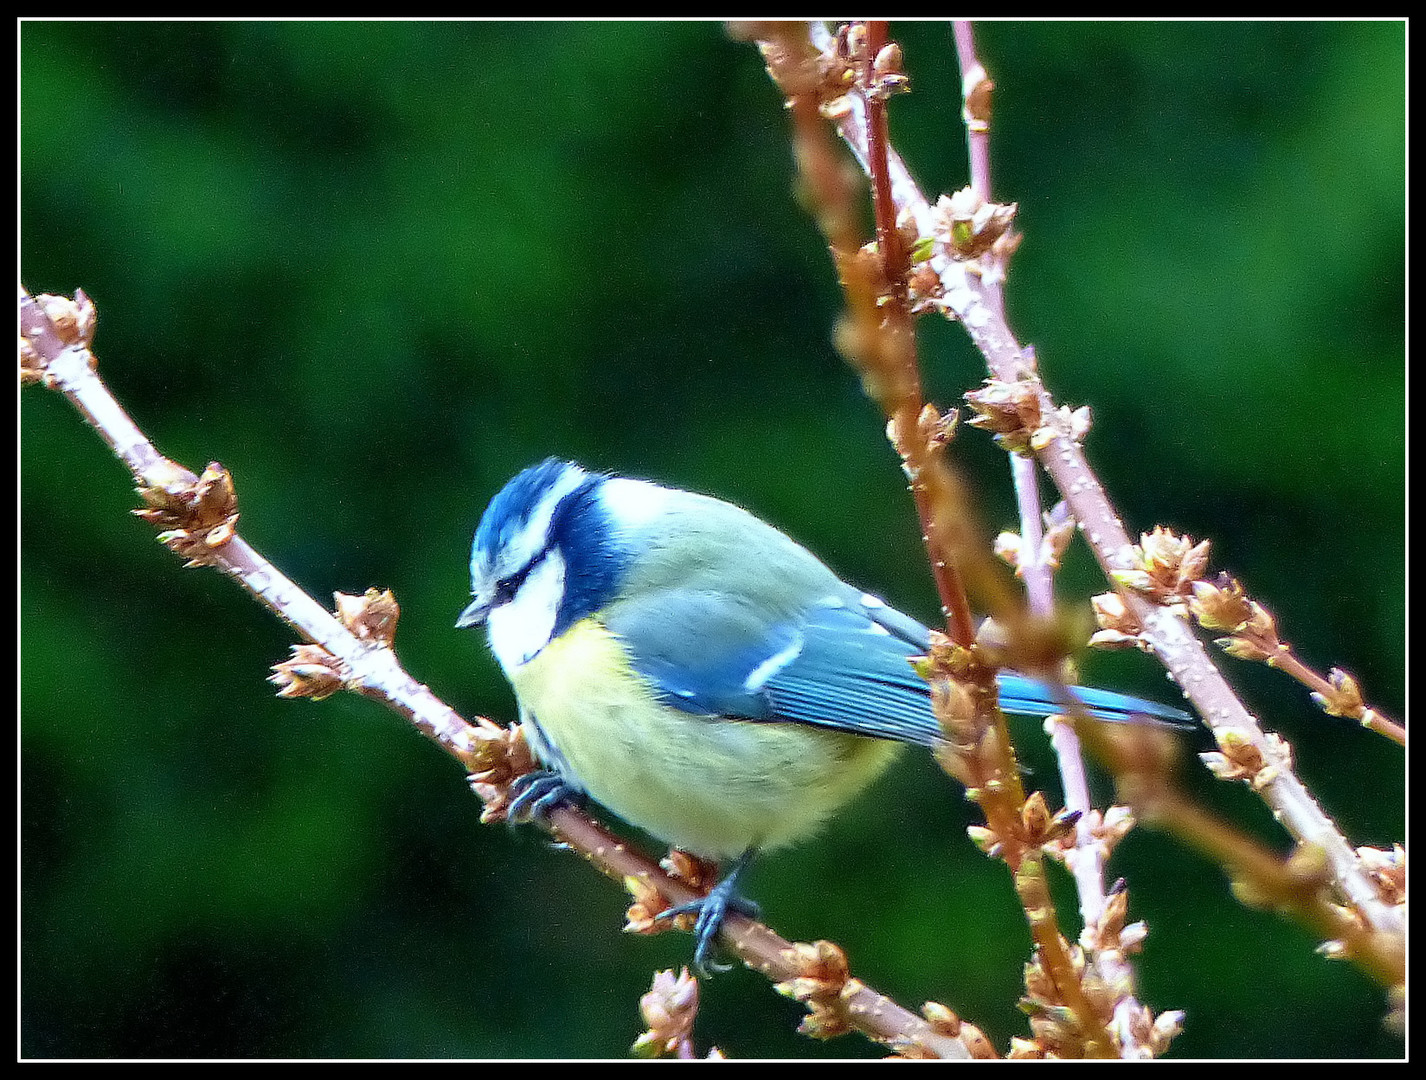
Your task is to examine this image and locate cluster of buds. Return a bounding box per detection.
[624,875,676,937]
[1022,791,1083,850]
[1088,591,1147,652]
[1084,879,1149,958]
[728,21,843,115]
[931,187,1018,261]
[886,402,958,461]
[1116,1004,1186,1059]
[774,939,859,1040]
[1107,527,1211,613]
[789,22,910,122]
[623,850,715,938]
[833,22,910,102]
[967,793,1079,862]
[897,207,950,315]
[463,722,539,824]
[21,288,97,387]
[918,1001,996,1059]
[1200,728,1292,791]
[1046,805,1136,876]
[911,631,998,750]
[1019,937,1108,1057]
[1356,844,1405,908]
[333,587,400,647]
[1187,571,1391,735]
[1188,573,1281,660]
[1015,934,1181,1058]
[632,968,714,1058]
[269,643,347,702]
[966,376,1090,456]
[132,459,240,568]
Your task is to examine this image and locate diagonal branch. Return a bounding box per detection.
[20,284,975,1059]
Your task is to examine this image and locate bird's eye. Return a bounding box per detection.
[490,548,547,608]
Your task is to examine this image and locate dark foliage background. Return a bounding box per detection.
[22,20,1403,1059]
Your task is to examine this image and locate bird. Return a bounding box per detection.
[456,459,1190,972]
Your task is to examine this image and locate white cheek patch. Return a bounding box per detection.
[487,550,567,673]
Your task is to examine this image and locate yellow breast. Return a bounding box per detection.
[507,618,903,860]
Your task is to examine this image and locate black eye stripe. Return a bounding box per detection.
[495,544,552,606]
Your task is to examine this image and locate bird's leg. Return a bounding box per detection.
[655,848,760,976]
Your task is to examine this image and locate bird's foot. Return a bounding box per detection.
[654,851,759,977]
[505,769,581,823]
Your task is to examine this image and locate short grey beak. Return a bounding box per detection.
[455,598,490,629]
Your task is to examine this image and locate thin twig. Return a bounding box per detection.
[796,22,1402,944]
[949,21,1162,1057]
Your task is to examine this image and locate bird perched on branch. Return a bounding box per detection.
[458,459,1189,972]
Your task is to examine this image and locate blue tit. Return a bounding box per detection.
[457,459,1190,972]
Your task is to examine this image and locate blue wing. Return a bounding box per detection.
[604,588,1191,747]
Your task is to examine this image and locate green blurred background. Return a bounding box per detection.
[21,21,1403,1059]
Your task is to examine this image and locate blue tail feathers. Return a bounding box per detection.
[996,672,1193,727]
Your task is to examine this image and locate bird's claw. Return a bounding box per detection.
[506,770,580,823]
